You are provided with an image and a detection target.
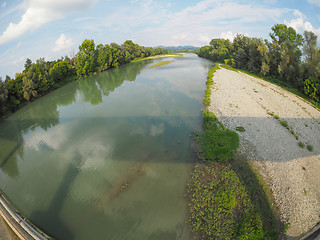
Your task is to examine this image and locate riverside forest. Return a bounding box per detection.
[0,40,170,118]
[0,23,319,240]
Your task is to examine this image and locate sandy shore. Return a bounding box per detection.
[209,67,320,239]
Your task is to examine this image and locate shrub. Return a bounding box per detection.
[280,120,288,128]
[304,77,320,102]
[236,126,246,132]
[307,144,314,151]
[298,142,305,148]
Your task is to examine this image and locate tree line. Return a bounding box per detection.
[0,40,170,118]
[197,24,320,104]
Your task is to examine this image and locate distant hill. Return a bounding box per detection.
[156,46,200,51]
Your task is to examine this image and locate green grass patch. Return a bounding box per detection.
[298,141,305,148]
[187,161,280,240]
[280,120,288,128]
[202,63,220,107]
[197,111,239,163]
[235,126,246,132]
[274,115,280,120]
[307,144,314,151]
[132,53,183,62]
[149,61,174,68]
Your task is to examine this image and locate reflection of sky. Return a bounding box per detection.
[0,55,211,239]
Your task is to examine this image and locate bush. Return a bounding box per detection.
[280,120,288,128]
[304,77,320,102]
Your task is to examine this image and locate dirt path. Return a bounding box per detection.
[209,68,320,239]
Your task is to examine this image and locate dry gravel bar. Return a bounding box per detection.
[209,67,320,239]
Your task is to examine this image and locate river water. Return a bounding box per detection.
[0,54,213,240]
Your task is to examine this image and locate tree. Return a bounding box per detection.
[0,80,8,115]
[268,24,304,84]
[75,39,97,77]
[303,31,320,79]
[49,61,74,83]
[22,77,37,101]
[24,58,32,72]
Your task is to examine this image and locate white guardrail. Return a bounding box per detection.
[0,192,51,240]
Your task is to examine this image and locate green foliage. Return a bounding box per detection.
[202,63,220,107]
[0,39,170,118]
[274,115,280,119]
[307,144,314,151]
[304,77,320,102]
[298,141,305,148]
[198,24,320,105]
[187,164,269,239]
[197,111,239,162]
[75,39,98,77]
[49,61,74,84]
[149,61,173,68]
[198,39,233,62]
[280,120,288,128]
[236,126,246,132]
[0,81,8,115]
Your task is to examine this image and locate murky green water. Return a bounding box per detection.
[0,54,213,240]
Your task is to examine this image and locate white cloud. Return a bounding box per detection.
[285,9,320,36]
[308,0,320,7]
[53,34,74,52]
[0,0,96,45]
[2,2,6,8]
[220,31,236,41]
[130,0,289,46]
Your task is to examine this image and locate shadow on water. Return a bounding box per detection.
[29,152,84,240]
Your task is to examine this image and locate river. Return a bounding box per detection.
[0,54,213,240]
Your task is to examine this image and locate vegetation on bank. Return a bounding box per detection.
[187,64,281,239]
[197,24,320,106]
[131,53,183,62]
[0,40,170,119]
[149,61,174,68]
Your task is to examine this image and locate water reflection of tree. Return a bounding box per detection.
[0,83,78,178]
[77,60,149,105]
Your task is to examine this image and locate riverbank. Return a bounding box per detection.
[209,67,320,238]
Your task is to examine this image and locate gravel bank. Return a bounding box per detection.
[209,68,320,239]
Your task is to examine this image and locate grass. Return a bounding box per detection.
[149,61,174,68]
[187,160,280,240]
[203,63,220,107]
[131,53,183,62]
[235,126,246,132]
[274,115,280,120]
[307,144,314,151]
[197,111,239,163]
[298,141,305,148]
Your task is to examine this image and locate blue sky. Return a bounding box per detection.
[0,0,320,79]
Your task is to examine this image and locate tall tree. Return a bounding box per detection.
[303,31,320,79]
[268,24,304,84]
[75,39,97,77]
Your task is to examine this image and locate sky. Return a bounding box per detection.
[0,0,320,79]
